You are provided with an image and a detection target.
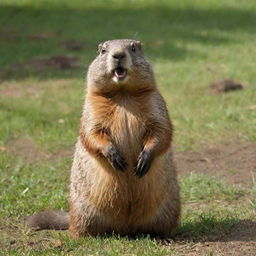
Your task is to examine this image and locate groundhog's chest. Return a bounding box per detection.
[108,104,146,163]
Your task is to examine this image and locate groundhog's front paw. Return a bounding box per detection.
[135,150,153,178]
[107,146,127,172]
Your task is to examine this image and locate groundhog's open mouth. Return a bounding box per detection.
[114,67,127,80]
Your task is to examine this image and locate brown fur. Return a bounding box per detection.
[29,39,180,238]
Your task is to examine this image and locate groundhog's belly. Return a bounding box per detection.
[87,152,168,231]
[110,107,145,165]
[102,110,168,226]
[71,139,170,233]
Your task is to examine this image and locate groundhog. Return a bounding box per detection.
[29,39,181,238]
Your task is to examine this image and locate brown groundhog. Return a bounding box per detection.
[29,39,181,238]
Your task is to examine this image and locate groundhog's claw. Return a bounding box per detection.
[107,146,127,171]
[135,150,153,178]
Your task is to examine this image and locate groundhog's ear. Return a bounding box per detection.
[97,42,104,53]
[136,40,143,50]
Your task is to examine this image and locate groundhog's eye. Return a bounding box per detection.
[131,44,136,52]
[101,48,106,54]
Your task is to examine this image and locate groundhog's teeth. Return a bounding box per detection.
[114,68,127,79]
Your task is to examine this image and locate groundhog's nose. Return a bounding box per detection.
[112,52,126,60]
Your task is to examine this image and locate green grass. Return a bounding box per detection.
[1,0,256,255]
[173,212,238,240]
[181,172,246,202]
[0,156,69,216]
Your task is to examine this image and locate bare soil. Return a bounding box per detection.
[172,142,256,255]
[209,79,245,93]
[173,240,256,256]
[171,219,256,256]
[24,55,80,70]
[0,55,81,79]
[175,142,256,188]
[6,137,50,163]
[0,83,43,98]
[5,137,73,163]
[0,79,75,99]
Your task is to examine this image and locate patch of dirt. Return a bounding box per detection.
[173,240,256,256]
[0,217,68,252]
[223,219,256,242]
[0,79,76,99]
[5,137,73,164]
[0,83,43,98]
[49,147,74,162]
[25,55,80,70]
[1,56,81,75]
[0,55,81,80]
[171,219,256,256]
[175,142,256,188]
[209,79,245,93]
[6,137,50,164]
[0,84,24,98]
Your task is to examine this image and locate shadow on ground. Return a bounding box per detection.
[174,219,256,243]
[0,3,256,80]
[171,219,256,256]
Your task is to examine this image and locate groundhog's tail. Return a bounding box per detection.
[28,210,69,230]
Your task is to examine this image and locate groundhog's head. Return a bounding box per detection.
[87,39,155,92]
